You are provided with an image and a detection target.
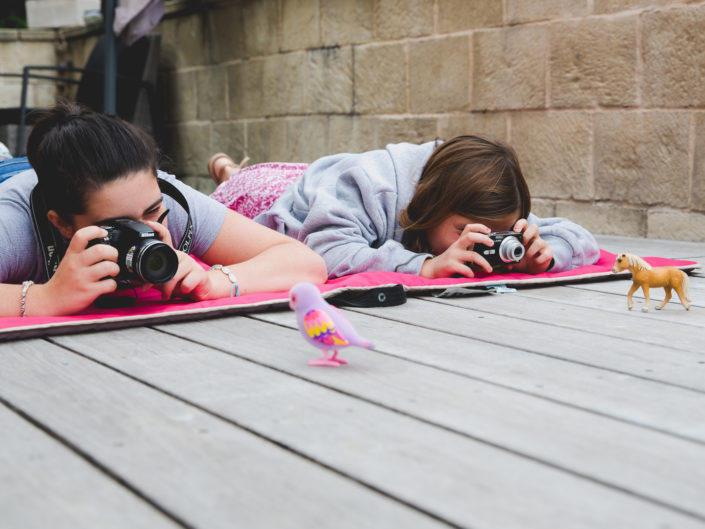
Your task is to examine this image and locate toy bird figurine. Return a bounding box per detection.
[289,282,375,367]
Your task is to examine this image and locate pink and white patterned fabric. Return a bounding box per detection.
[209,162,308,219]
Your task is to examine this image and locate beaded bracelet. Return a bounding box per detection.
[209,264,239,297]
[21,280,34,317]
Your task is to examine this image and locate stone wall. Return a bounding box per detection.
[7,0,705,241]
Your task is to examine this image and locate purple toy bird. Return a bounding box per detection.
[289,282,374,367]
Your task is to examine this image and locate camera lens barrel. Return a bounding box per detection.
[498,236,525,263]
[125,240,178,284]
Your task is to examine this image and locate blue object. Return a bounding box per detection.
[0,157,31,184]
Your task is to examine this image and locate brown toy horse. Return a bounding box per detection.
[612,253,691,312]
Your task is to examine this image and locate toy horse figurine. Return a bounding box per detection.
[612,253,691,312]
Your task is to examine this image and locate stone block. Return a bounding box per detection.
[647,209,705,242]
[375,0,434,39]
[550,15,637,108]
[354,42,407,114]
[377,116,438,146]
[506,0,589,23]
[594,111,690,207]
[531,198,556,218]
[0,40,57,73]
[227,60,265,119]
[286,116,330,162]
[208,2,245,62]
[281,0,321,51]
[197,66,228,121]
[246,119,289,163]
[693,111,705,211]
[159,14,207,69]
[165,70,198,124]
[473,25,547,110]
[438,113,507,142]
[594,0,671,13]
[321,0,374,46]
[410,35,470,113]
[642,5,705,107]
[555,201,646,237]
[328,115,382,154]
[306,46,353,114]
[181,175,215,195]
[167,123,212,177]
[211,121,247,168]
[437,0,502,33]
[511,111,593,200]
[242,0,279,57]
[262,52,306,115]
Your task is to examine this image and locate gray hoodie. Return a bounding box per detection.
[255,141,599,278]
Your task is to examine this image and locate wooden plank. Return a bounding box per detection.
[0,403,179,529]
[249,305,705,436]
[56,323,705,523]
[0,339,445,529]
[330,297,705,393]
[429,289,705,353]
[570,275,705,303]
[595,235,705,259]
[513,284,705,328]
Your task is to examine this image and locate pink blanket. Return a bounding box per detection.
[1,250,698,340]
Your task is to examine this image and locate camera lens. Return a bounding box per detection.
[132,240,178,284]
[498,236,525,263]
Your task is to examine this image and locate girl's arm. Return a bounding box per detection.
[528,213,600,272]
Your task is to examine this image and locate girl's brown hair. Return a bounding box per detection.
[399,135,531,253]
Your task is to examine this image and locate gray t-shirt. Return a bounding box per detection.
[0,169,226,284]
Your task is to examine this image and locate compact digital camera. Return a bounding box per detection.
[89,218,178,284]
[478,231,525,268]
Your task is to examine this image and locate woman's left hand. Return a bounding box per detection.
[505,219,554,274]
[142,220,219,300]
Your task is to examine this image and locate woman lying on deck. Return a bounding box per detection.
[208,135,600,280]
[0,103,326,317]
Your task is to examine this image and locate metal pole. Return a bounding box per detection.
[17,67,30,156]
[103,0,117,114]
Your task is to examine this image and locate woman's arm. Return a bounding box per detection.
[148,210,327,300]
[0,226,120,317]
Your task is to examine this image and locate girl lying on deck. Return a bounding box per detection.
[207,135,600,280]
[0,103,326,317]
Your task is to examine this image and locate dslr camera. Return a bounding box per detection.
[89,218,178,284]
[478,231,525,269]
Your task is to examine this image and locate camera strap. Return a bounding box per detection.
[30,178,194,281]
[158,178,193,254]
[30,186,66,280]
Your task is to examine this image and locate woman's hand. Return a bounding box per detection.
[142,220,224,301]
[420,224,495,279]
[506,219,553,274]
[33,226,120,316]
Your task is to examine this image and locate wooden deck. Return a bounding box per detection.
[2,235,704,529]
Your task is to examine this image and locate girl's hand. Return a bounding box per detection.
[36,226,120,315]
[506,219,554,274]
[420,224,495,279]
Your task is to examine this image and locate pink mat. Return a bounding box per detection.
[0,250,698,341]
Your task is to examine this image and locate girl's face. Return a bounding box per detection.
[69,169,166,234]
[426,212,519,256]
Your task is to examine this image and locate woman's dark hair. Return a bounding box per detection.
[26,102,160,220]
[399,135,531,253]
